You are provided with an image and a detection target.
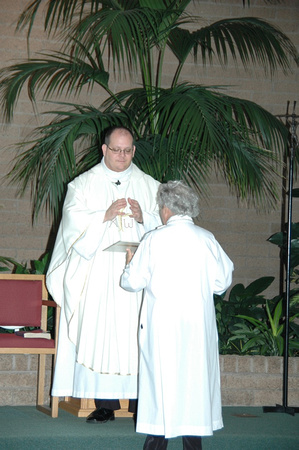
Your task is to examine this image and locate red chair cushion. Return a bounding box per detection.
[0,280,42,326]
[0,334,55,349]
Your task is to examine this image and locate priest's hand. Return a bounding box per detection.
[125,248,134,265]
[128,197,143,223]
[103,198,127,222]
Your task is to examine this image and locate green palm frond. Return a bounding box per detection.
[16,0,191,39]
[194,17,298,75]
[0,52,109,122]
[152,84,286,207]
[152,83,285,147]
[66,6,171,77]
[106,83,286,207]
[167,17,298,80]
[134,133,211,193]
[16,0,103,37]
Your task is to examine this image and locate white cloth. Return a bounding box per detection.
[47,161,160,398]
[121,215,234,438]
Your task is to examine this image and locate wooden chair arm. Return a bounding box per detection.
[42,300,57,308]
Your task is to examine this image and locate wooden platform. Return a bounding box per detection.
[58,397,133,418]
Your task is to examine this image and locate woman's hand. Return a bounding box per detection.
[126,248,134,265]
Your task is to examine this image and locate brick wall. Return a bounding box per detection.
[0,354,53,406]
[0,0,299,294]
[220,355,299,407]
[1,354,298,408]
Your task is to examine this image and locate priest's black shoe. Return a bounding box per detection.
[86,407,115,423]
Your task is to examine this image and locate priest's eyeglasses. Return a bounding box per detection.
[107,146,133,154]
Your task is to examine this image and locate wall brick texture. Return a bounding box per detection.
[220,355,299,407]
[1,354,298,408]
[0,354,53,406]
[0,2,298,292]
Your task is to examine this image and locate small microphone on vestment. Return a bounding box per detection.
[115,180,121,186]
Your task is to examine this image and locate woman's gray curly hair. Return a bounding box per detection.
[157,180,200,218]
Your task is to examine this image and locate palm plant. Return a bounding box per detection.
[0,0,298,222]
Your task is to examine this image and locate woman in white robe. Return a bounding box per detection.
[121,180,234,449]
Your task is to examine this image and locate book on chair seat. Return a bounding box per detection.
[14,329,51,339]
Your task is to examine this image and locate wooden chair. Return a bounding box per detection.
[0,273,60,417]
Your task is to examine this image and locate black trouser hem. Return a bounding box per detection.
[95,399,137,413]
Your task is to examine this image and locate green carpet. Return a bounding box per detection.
[0,406,298,449]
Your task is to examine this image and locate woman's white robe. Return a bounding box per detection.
[47,162,160,399]
[121,216,233,437]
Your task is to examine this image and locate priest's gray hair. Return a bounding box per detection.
[157,180,200,218]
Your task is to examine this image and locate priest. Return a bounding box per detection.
[47,126,161,423]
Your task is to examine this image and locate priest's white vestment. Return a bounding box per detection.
[47,161,160,399]
[121,215,234,438]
